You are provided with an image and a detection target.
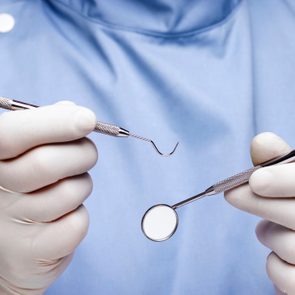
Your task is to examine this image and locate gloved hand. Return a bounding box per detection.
[225,132,295,295]
[0,101,98,294]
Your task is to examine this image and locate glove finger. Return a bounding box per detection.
[32,205,89,260]
[0,137,98,193]
[251,132,291,166]
[256,220,295,265]
[8,173,93,222]
[250,163,295,198]
[267,252,295,295]
[0,103,96,160]
[225,185,295,230]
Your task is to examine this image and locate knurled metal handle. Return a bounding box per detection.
[0,97,12,110]
[213,166,260,193]
[94,122,121,137]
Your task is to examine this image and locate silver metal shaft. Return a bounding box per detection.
[172,150,295,210]
[172,188,213,210]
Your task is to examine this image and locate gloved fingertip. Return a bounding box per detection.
[224,184,249,207]
[223,189,235,204]
[75,107,97,133]
[251,132,291,166]
[249,168,273,196]
[267,254,289,295]
[255,219,269,242]
[65,205,90,245]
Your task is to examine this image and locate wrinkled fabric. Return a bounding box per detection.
[1,0,295,294]
[56,0,241,34]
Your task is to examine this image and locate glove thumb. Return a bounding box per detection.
[250,132,291,166]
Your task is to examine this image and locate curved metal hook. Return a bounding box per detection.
[150,140,179,157]
[129,133,179,157]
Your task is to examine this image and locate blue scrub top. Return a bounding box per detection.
[1,0,295,294]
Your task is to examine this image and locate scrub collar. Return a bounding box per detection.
[55,0,241,35]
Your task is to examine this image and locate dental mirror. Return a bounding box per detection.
[141,149,295,242]
[141,204,178,242]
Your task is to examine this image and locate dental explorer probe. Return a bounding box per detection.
[142,149,295,242]
[0,97,178,157]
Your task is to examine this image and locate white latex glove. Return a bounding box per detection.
[225,132,295,295]
[0,101,98,294]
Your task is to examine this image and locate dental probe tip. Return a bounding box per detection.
[128,133,179,157]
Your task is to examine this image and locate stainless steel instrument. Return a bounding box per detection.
[0,97,178,157]
[142,150,295,241]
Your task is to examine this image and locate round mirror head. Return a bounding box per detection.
[141,204,178,242]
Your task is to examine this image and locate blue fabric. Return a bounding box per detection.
[1,0,295,294]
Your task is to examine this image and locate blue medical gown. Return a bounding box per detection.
[1,0,295,294]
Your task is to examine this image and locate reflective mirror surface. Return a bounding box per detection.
[141,204,178,242]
